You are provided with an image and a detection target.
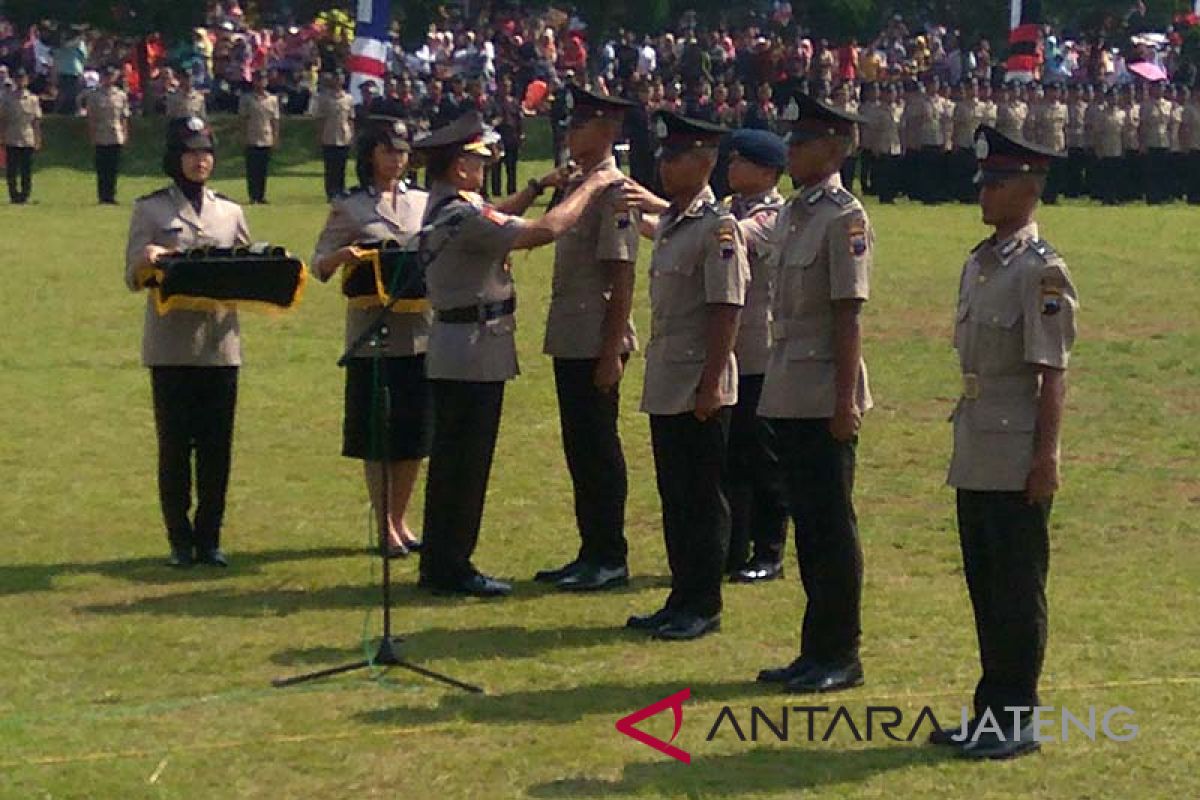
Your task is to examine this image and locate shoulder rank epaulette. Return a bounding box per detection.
[970,239,988,254]
[804,187,825,205]
[1028,239,1058,261]
[457,190,483,205]
[136,187,171,202]
[720,195,734,209]
[212,192,235,202]
[826,186,857,208]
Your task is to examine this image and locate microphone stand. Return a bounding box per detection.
[273,277,482,694]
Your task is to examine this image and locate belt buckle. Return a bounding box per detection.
[962,373,980,400]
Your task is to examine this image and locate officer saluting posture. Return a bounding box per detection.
[124,117,253,567]
[414,113,615,597]
[624,111,748,641]
[755,93,873,694]
[929,126,1077,759]
[164,70,206,121]
[533,86,642,592]
[1,67,41,204]
[87,65,131,205]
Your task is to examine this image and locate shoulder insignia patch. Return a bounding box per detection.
[717,218,738,260]
[615,210,632,230]
[970,238,988,254]
[805,188,825,206]
[457,190,484,206]
[827,187,856,208]
[847,215,869,257]
[1029,239,1058,261]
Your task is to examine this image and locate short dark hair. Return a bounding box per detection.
[424,148,460,181]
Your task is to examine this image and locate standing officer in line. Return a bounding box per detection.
[1031,83,1067,204]
[755,93,873,694]
[414,113,614,598]
[1092,88,1126,206]
[165,70,207,121]
[830,83,860,192]
[314,70,355,201]
[86,65,131,205]
[1182,87,1200,204]
[1140,80,1174,204]
[865,83,904,204]
[929,125,1077,759]
[1120,85,1142,203]
[239,70,281,205]
[951,79,988,203]
[622,111,747,641]
[856,83,882,197]
[124,117,254,568]
[1,67,42,204]
[995,82,1028,142]
[533,86,642,593]
[1064,83,1089,198]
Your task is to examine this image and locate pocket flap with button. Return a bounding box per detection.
[663,333,706,363]
[969,395,1037,433]
[785,333,833,361]
[976,306,1022,329]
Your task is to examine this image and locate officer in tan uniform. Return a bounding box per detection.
[1031,82,1067,204]
[239,70,281,204]
[311,117,428,558]
[533,86,642,593]
[413,113,613,597]
[0,67,41,204]
[314,70,356,200]
[929,125,1077,759]
[1182,88,1200,204]
[951,78,988,202]
[1140,80,1173,204]
[856,83,883,196]
[830,83,860,191]
[1092,87,1126,206]
[623,110,747,641]
[164,70,206,121]
[124,117,253,568]
[865,82,904,204]
[995,83,1028,142]
[86,65,131,204]
[755,93,872,694]
[1064,83,1089,197]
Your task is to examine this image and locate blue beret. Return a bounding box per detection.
[729,129,787,170]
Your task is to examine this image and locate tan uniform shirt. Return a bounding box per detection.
[948,223,1077,491]
[857,100,881,152]
[239,91,281,147]
[952,98,987,150]
[1093,104,1126,158]
[315,90,355,146]
[124,185,252,367]
[1122,103,1141,152]
[939,96,955,149]
[1084,100,1104,152]
[831,98,861,149]
[1182,103,1200,151]
[1139,98,1172,150]
[1066,99,1088,149]
[641,186,748,416]
[312,183,430,358]
[544,157,640,358]
[758,174,873,420]
[863,102,903,155]
[903,95,942,148]
[980,100,998,129]
[730,188,783,376]
[1,88,41,147]
[996,99,1028,140]
[1032,100,1067,152]
[164,88,206,120]
[422,182,525,382]
[86,87,130,146]
[1169,102,1184,153]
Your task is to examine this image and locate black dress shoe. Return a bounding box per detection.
[420,573,511,598]
[756,655,816,684]
[928,717,978,747]
[653,613,721,641]
[731,561,784,584]
[784,659,864,694]
[198,548,229,567]
[534,559,583,583]
[961,717,1041,760]
[167,547,194,568]
[625,608,674,631]
[557,563,629,592]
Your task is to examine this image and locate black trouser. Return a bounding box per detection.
[901,152,920,200]
[1043,158,1063,204]
[1096,156,1123,205]
[151,367,239,555]
[5,146,32,202]
[245,146,272,202]
[1065,147,1087,197]
[774,418,863,664]
[322,145,349,200]
[724,374,787,571]
[553,358,629,568]
[839,154,857,193]
[1122,151,1142,202]
[952,148,977,203]
[874,154,901,203]
[1145,148,1171,204]
[956,490,1051,719]
[491,140,520,197]
[920,146,945,203]
[419,379,505,584]
[650,409,732,618]
[95,144,122,202]
[57,74,79,114]
[1187,151,1200,205]
[859,151,875,195]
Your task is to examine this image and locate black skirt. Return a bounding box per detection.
[343,355,433,461]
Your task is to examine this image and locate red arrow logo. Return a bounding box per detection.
[615,688,692,764]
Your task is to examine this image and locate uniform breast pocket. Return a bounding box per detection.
[663,333,706,363]
[974,306,1022,330]
[970,396,1037,433]
[159,225,187,251]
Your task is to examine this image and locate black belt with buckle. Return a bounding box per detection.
[435,297,516,324]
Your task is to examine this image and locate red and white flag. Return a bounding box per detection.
[347,0,391,104]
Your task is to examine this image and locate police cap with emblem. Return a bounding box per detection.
[566,84,636,125]
[973,125,1064,185]
[411,111,499,158]
[166,116,216,152]
[360,114,412,152]
[729,129,787,170]
[782,91,865,145]
[655,110,729,156]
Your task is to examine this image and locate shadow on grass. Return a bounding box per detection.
[527,746,955,797]
[2,545,366,596]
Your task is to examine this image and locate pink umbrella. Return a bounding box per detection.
[1129,61,1168,82]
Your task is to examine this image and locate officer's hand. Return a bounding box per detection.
[593,354,624,392]
[142,244,169,266]
[694,384,722,422]
[829,406,862,442]
[338,245,367,264]
[539,165,573,191]
[1025,456,1060,504]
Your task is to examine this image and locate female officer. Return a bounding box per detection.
[124,116,252,568]
[310,117,429,558]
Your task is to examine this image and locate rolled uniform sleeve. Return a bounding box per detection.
[828,210,873,301]
[461,201,526,255]
[124,200,157,290]
[1022,260,1077,370]
[311,200,356,280]
[595,185,640,263]
[703,214,749,306]
[736,206,778,260]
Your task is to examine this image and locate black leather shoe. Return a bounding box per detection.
[420,573,512,598]
[928,717,978,747]
[731,561,784,583]
[198,548,229,567]
[625,608,674,631]
[167,547,194,568]
[557,563,629,592]
[756,655,816,684]
[784,659,864,694]
[653,613,721,641]
[961,718,1041,760]
[534,559,583,583]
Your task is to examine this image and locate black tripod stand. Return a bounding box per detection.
[273,284,482,693]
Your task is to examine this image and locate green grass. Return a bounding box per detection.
[2,117,1199,798]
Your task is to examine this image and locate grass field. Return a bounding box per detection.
[2,119,1199,799]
